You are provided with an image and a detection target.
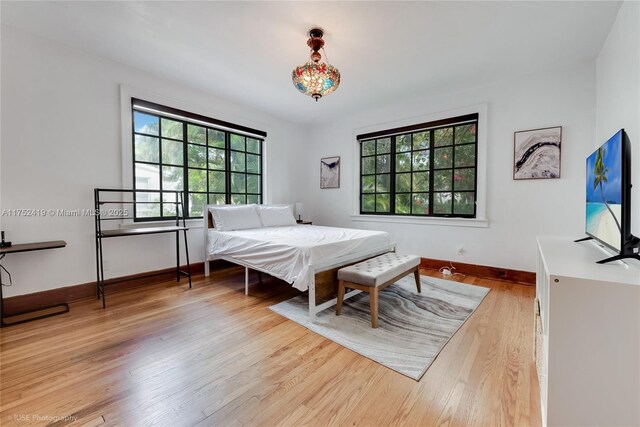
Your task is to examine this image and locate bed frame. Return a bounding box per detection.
[203,206,395,321]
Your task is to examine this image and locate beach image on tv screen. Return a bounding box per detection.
[586,131,623,251]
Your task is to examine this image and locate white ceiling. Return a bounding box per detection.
[1,1,621,124]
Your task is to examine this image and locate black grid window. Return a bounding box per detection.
[132,99,265,221]
[358,113,478,218]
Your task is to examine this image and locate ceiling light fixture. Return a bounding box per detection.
[292,28,341,102]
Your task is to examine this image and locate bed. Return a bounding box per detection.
[203,205,395,321]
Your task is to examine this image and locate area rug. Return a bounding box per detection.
[269,275,490,380]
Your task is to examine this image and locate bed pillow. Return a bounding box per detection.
[257,205,297,227]
[208,205,262,231]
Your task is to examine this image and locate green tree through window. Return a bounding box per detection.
[132,101,264,220]
[359,114,478,218]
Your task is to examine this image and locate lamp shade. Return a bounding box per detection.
[295,202,304,218]
[292,62,341,101]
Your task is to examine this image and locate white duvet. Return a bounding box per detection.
[206,225,392,291]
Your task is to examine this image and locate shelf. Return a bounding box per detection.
[0,240,67,255]
[99,226,188,238]
[98,201,181,205]
[96,188,180,194]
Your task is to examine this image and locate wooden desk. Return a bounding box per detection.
[0,240,66,254]
[0,240,68,327]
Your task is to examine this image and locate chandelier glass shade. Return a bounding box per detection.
[292,62,340,101]
[292,28,341,101]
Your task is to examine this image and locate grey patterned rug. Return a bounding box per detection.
[270,275,490,380]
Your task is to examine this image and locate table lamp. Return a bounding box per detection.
[295,202,304,221]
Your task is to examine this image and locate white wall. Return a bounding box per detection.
[596,0,640,239]
[2,10,628,296]
[303,64,597,272]
[0,25,307,297]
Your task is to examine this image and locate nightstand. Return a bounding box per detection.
[296,220,313,225]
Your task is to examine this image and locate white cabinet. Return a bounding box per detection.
[536,236,640,427]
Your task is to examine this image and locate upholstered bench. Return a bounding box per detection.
[336,252,421,328]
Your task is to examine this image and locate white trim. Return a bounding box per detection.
[350,214,489,228]
[350,103,489,226]
[120,86,134,198]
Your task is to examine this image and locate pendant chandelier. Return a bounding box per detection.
[292,28,341,102]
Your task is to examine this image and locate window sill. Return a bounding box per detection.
[350,214,489,228]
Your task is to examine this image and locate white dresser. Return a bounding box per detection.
[536,236,640,427]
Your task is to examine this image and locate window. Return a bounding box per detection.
[131,99,265,220]
[358,113,478,218]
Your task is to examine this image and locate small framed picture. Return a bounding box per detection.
[320,156,340,189]
[513,126,562,180]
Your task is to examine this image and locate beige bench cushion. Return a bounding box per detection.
[337,253,420,287]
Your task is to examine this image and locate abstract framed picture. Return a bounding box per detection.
[513,126,562,180]
[320,156,340,189]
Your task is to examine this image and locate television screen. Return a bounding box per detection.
[586,130,623,251]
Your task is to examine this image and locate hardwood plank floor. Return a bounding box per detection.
[0,268,541,427]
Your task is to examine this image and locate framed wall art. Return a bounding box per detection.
[320,156,340,189]
[513,126,562,180]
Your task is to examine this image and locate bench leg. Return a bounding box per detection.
[414,269,421,293]
[336,280,345,315]
[371,287,379,328]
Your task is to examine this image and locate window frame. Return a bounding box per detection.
[130,98,265,222]
[355,110,485,222]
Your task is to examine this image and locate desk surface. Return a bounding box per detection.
[0,240,67,255]
[99,226,188,238]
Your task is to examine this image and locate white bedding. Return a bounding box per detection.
[206,225,392,291]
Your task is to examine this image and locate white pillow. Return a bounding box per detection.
[257,205,297,227]
[208,205,262,231]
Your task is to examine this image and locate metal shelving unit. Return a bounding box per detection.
[94,188,192,308]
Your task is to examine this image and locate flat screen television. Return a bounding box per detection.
[581,129,639,263]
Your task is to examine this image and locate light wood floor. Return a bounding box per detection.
[0,268,541,427]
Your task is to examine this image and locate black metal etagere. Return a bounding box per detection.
[94,188,192,308]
